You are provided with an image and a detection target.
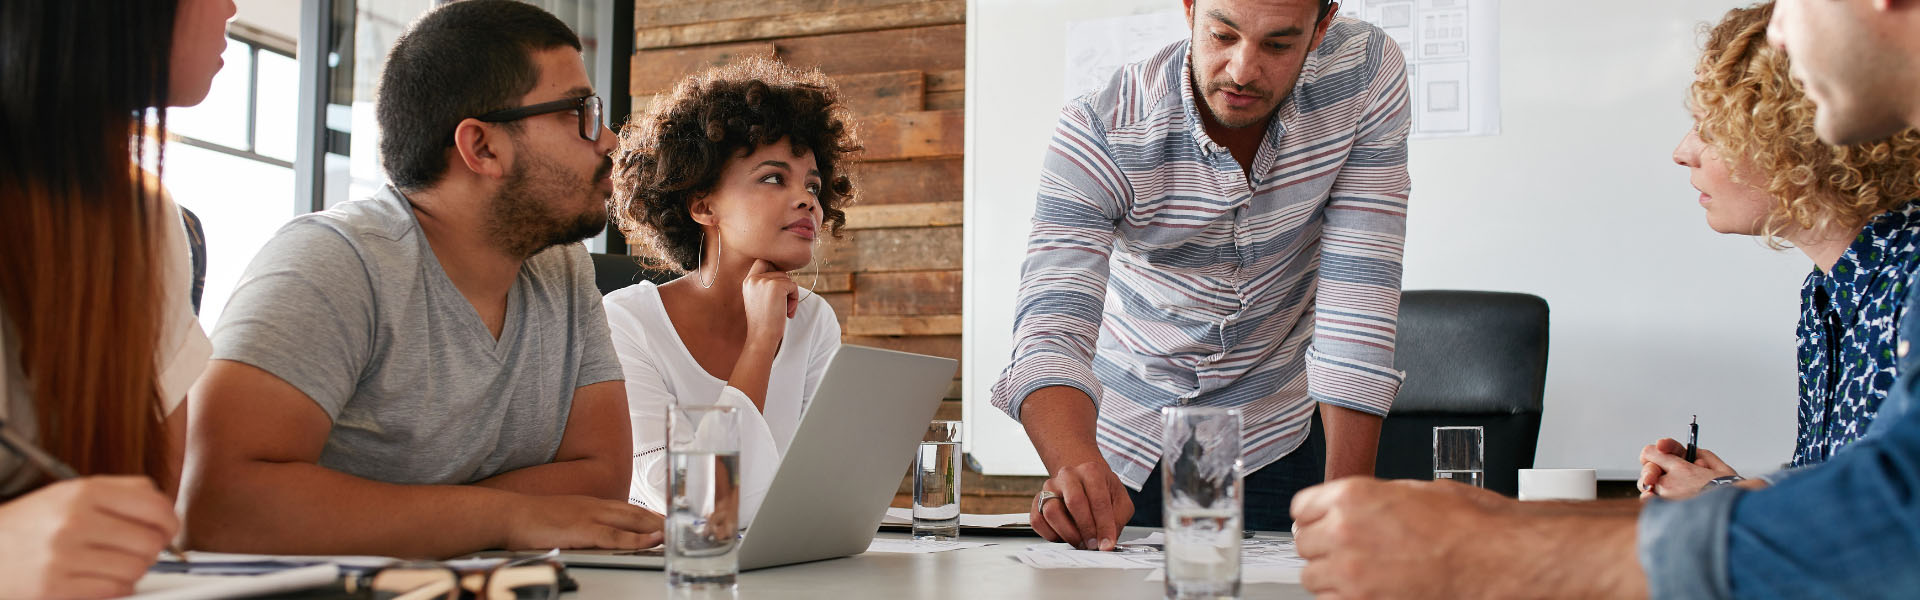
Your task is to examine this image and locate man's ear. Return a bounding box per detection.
[688,194,718,227]
[451,118,512,180]
[1184,0,1197,30]
[1308,2,1340,54]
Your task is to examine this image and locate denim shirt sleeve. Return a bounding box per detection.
[1752,465,1810,486]
[1717,393,1920,598]
[1638,487,1743,599]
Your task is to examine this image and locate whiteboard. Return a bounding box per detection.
[965,0,1801,478]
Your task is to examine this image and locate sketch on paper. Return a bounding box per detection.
[1060,1,1499,138]
[1349,0,1500,137]
[1061,11,1188,104]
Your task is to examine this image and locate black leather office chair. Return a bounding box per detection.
[1373,290,1549,496]
[590,252,676,296]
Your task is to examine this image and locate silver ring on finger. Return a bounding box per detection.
[1036,490,1061,505]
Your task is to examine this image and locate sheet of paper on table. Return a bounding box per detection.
[865,537,998,554]
[881,507,1030,528]
[131,564,340,600]
[160,551,510,574]
[1016,532,1305,573]
[136,549,524,600]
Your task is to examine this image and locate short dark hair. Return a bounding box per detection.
[1189,0,1337,23]
[375,0,582,190]
[611,57,859,272]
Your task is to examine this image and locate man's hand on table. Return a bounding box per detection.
[1018,385,1132,552]
[1292,478,1526,599]
[1291,477,1649,599]
[1032,455,1133,552]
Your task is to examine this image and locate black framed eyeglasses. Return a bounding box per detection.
[474,95,603,142]
[353,554,572,600]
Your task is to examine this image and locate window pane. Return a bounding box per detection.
[255,49,299,162]
[344,0,433,203]
[161,141,297,329]
[169,39,253,149]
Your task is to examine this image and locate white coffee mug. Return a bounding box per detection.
[1517,468,1597,501]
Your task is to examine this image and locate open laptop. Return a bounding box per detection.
[476,344,956,570]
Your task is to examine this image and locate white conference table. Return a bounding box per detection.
[564,528,1313,600]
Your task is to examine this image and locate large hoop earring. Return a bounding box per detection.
[696,232,719,289]
[795,240,823,303]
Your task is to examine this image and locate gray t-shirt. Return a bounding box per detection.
[210,185,624,485]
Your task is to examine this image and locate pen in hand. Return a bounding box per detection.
[1684,415,1699,463]
[0,419,190,562]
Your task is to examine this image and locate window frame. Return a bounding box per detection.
[170,32,297,170]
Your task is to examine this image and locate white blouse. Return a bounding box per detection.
[603,281,840,526]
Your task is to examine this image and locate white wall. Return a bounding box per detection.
[966,0,1803,479]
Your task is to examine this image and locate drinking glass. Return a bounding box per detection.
[1160,406,1244,600]
[667,404,742,590]
[914,420,963,540]
[1433,425,1486,488]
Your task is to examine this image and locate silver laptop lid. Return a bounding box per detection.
[734,344,955,570]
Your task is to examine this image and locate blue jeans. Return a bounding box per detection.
[1126,410,1326,531]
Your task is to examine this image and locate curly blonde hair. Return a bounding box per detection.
[1693,3,1920,247]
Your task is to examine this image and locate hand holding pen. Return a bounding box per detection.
[1637,415,1740,500]
[0,419,187,597]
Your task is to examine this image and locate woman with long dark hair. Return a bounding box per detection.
[0,0,233,596]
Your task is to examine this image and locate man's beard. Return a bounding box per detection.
[1203,79,1276,129]
[1193,51,1313,129]
[486,152,611,260]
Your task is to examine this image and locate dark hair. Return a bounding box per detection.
[612,57,859,272]
[0,0,173,478]
[376,0,582,190]
[1190,0,1336,23]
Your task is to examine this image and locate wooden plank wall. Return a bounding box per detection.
[631,0,1040,514]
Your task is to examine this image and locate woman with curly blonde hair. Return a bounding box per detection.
[602,57,859,525]
[1642,2,1920,500]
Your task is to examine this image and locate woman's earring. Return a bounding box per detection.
[696,233,719,289]
[796,240,823,302]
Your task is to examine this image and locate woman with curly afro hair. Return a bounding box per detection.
[602,57,860,524]
[1643,2,1920,501]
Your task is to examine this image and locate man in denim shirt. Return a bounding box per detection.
[1286,1,1920,597]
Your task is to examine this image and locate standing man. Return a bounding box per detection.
[181,1,660,557]
[1289,1,1920,598]
[993,0,1410,550]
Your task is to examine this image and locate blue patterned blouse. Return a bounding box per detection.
[1795,201,1920,467]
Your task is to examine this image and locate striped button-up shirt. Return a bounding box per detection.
[990,19,1412,489]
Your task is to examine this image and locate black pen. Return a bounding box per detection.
[0,419,189,562]
[1685,415,1699,463]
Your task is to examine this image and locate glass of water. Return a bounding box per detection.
[1160,406,1243,600]
[914,420,963,540]
[1433,425,1486,488]
[667,404,742,590]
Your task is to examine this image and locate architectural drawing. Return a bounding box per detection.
[1349,0,1499,137]
[1061,11,1188,104]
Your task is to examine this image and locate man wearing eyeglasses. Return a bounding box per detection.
[180,0,659,558]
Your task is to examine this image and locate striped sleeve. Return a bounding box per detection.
[1307,38,1412,417]
[989,101,1127,421]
